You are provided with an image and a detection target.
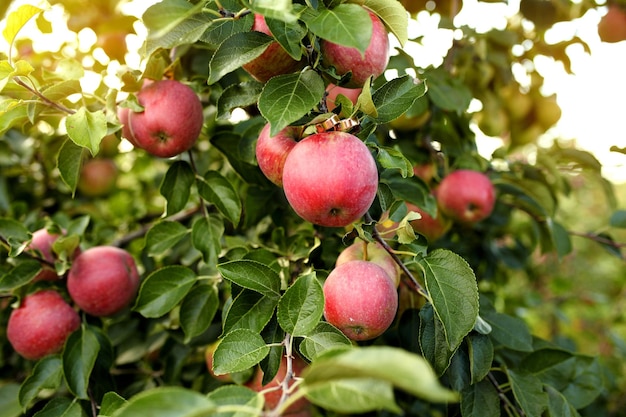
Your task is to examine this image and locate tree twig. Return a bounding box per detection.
[13,77,76,115]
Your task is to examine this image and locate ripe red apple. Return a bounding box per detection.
[127,80,203,158]
[282,131,378,227]
[436,170,495,224]
[77,158,118,197]
[598,4,626,43]
[325,83,361,112]
[245,354,310,415]
[255,123,300,186]
[67,246,140,317]
[323,260,398,341]
[320,9,390,88]
[242,14,304,82]
[116,106,136,145]
[7,290,81,360]
[335,240,400,286]
[406,202,451,242]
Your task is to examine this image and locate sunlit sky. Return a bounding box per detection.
[2,0,626,182]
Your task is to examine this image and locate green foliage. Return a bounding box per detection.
[1,0,625,416]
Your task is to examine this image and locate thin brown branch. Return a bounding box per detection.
[569,231,626,250]
[13,77,76,115]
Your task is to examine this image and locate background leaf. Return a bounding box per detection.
[110,387,214,417]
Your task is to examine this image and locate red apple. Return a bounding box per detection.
[335,240,400,286]
[320,9,390,88]
[598,4,626,43]
[323,260,398,341]
[255,123,300,186]
[406,202,451,242]
[325,83,362,112]
[413,162,437,184]
[245,354,310,415]
[282,130,378,227]
[7,290,81,360]
[116,106,136,146]
[436,170,495,224]
[67,246,140,317]
[127,80,204,158]
[242,14,304,82]
[27,228,81,282]
[77,158,118,197]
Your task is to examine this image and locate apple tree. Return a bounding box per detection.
[1,0,625,416]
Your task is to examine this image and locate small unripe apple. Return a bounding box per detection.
[406,202,451,243]
[255,123,300,186]
[598,4,626,43]
[245,355,311,415]
[323,260,398,341]
[7,290,81,360]
[437,170,495,224]
[325,84,361,112]
[67,246,140,317]
[282,130,378,227]
[320,9,390,88]
[533,94,561,130]
[77,158,118,197]
[27,228,81,282]
[242,14,304,82]
[335,240,400,287]
[205,340,232,382]
[127,80,204,158]
[389,110,432,132]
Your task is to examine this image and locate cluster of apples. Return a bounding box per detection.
[117,79,204,158]
[7,229,140,360]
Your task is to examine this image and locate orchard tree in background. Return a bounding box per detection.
[2,0,626,416]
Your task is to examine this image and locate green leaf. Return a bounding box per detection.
[610,209,626,228]
[222,290,279,335]
[207,31,274,85]
[57,139,85,195]
[304,378,401,414]
[2,4,43,47]
[0,260,41,291]
[180,283,219,343]
[32,397,85,417]
[249,0,299,23]
[110,387,215,417]
[467,333,493,384]
[191,215,223,267]
[196,171,242,226]
[142,0,208,55]
[372,75,428,124]
[213,329,270,375]
[545,385,581,417]
[145,221,189,257]
[419,303,455,376]
[521,348,573,374]
[302,346,459,403]
[206,385,263,417]
[362,0,409,46]
[299,322,352,362]
[0,383,21,417]
[160,161,194,216]
[258,70,325,136]
[418,249,479,351]
[508,370,548,417]
[199,7,253,49]
[482,311,534,352]
[217,81,263,120]
[265,17,307,60]
[65,108,107,156]
[460,379,500,417]
[19,356,63,410]
[99,392,127,417]
[277,272,324,336]
[373,144,414,177]
[0,217,30,256]
[134,266,197,318]
[217,259,281,297]
[63,326,101,400]
[423,67,472,113]
[305,4,372,54]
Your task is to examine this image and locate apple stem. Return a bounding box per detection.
[267,333,296,417]
[365,212,428,298]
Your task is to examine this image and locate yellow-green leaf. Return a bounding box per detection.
[2,4,43,48]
